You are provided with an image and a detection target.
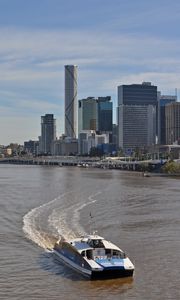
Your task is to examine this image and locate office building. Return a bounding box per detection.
[65,65,77,138]
[24,140,39,156]
[96,96,112,132]
[165,102,180,144]
[118,105,156,151]
[78,130,110,155]
[157,93,177,145]
[40,114,56,155]
[118,82,157,106]
[52,136,78,156]
[78,97,97,133]
[117,82,157,151]
[78,96,112,134]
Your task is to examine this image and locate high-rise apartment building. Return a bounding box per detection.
[40,114,56,154]
[78,96,112,134]
[64,65,77,138]
[165,102,180,144]
[157,93,177,145]
[117,82,157,151]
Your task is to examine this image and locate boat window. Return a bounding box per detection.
[120,251,126,259]
[113,250,119,256]
[88,239,104,248]
[81,251,85,257]
[112,250,126,258]
[105,249,111,255]
[86,250,93,259]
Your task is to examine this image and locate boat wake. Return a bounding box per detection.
[23,191,101,250]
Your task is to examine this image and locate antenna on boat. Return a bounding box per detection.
[89,212,97,235]
[89,212,94,234]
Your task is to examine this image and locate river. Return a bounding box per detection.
[0,164,180,299]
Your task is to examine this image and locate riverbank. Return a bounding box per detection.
[1,156,180,178]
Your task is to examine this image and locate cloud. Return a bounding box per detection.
[102,72,180,94]
[0,27,180,68]
[0,26,180,144]
[0,29,179,79]
[0,90,62,115]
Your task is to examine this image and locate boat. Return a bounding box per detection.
[143,172,151,177]
[52,232,134,279]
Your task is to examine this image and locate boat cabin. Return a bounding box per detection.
[79,235,126,260]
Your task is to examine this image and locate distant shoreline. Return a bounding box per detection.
[0,158,180,178]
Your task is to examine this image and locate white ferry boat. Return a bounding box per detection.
[52,232,134,279]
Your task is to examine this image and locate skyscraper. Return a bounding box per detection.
[64,65,77,138]
[78,96,112,134]
[97,96,112,132]
[157,93,177,145]
[117,82,157,151]
[118,82,157,106]
[165,102,180,144]
[78,97,97,133]
[40,114,56,155]
[118,105,156,150]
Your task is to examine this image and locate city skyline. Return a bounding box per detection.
[0,0,180,145]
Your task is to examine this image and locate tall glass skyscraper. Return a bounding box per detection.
[64,65,77,138]
[40,114,56,155]
[97,96,112,132]
[78,96,112,134]
[78,97,97,133]
[157,94,177,145]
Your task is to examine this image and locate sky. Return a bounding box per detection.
[0,0,180,145]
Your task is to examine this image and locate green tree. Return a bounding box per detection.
[161,161,180,174]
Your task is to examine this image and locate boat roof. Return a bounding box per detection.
[68,234,121,252]
[85,234,104,240]
[70,240,92,251]
[102,239,121,251]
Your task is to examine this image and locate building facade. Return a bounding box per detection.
[40,114,56,155]
[96,96,112,132]
[24,140,39,156]
[165,102,180,144]
[78,130,110,155]
[78,96,112,134]
[52,136,78,156]
[78,97,97,133]
[118,105,156,151]
[157,93,177,145]
[65,65,78,138]
[117,82,157,151]
[118,82,157,106]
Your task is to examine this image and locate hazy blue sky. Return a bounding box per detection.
[0,0,180,145]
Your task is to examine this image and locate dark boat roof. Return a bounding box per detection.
[68,234,121,253]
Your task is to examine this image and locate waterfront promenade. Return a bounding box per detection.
[0,156,165,172]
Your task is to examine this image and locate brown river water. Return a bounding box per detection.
[0,164,180,299]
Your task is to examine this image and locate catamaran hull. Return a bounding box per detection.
[53,250,92,278]
[53,250,134,280]
[91,269,134,279]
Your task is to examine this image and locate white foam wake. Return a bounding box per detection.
[23,192,70,249]
[23,191,102,250]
